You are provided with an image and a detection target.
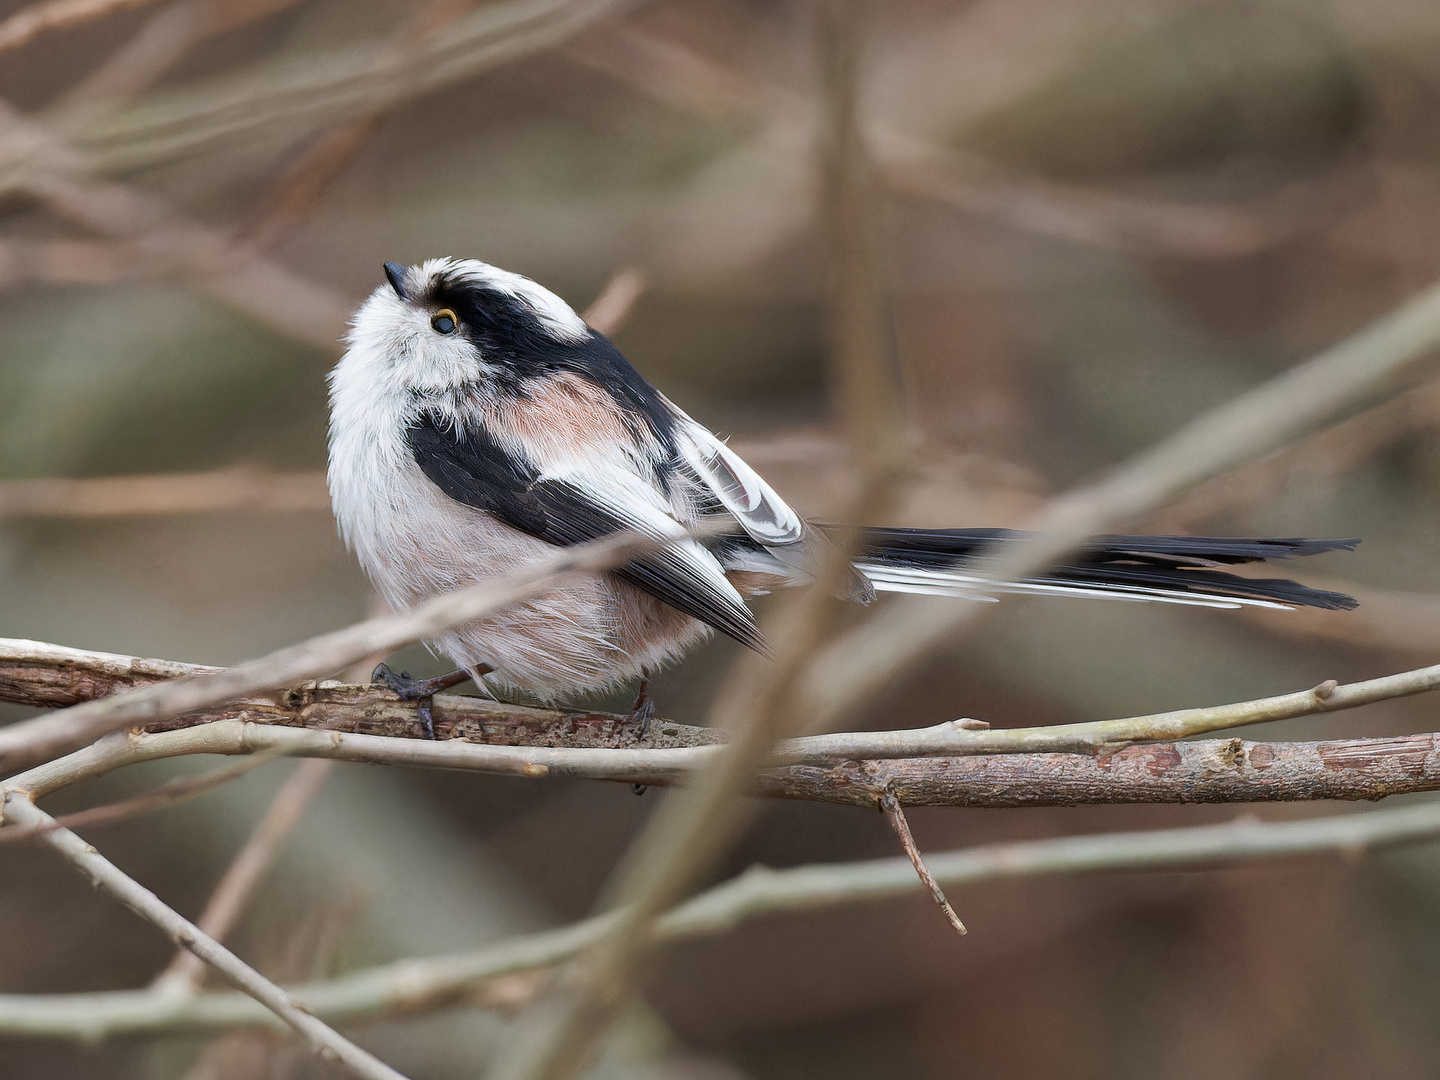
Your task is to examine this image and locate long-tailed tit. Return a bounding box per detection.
[328,257,1356,708]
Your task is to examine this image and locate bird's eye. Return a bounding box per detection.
[431,309,458,335]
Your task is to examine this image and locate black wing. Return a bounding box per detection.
[406,411,765,650]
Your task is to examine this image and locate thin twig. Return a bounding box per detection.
[150,758,334,993]
[7,800,1440,1039]
[0,0,164,58]
[0,467,328,519]
[878,788,965,935]
[579,267,646,337]
[56,0,639,175]
[17,720,1440,809]
[0,794,410,1080]
[0,753,277,844]
[244,0,481,250]
[7,640,1440,766]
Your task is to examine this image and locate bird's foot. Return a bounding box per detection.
[371,664,473,700]
[372,664,476,740]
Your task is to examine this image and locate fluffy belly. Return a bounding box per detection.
[349,463,710,701]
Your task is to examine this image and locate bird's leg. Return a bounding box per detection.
[371,663,488,740]
[628,675,657,797]
[628,677,657,738]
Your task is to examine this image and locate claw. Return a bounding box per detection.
[372,663,475,740]
[372,663,472,700]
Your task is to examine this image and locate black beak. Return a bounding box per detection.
[383,262,410,300]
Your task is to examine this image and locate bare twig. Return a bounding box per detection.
[0,794,409,1080]
[0,753,277,843]
[765,734,1440,808]
[59,0,639,174]
[18,715,1440,811]
[7,800,1440,1040]
[244,0,481,249]
[150,759,334,994]
[579,267,646,337]
[1152,374,1440,532]
[0,0,164,58]
[0,467,328,519]
[879,788,965,935]
[0,527,672,774]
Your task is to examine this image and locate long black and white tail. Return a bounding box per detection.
[852,529,1359,611]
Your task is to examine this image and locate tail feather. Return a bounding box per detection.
[853,528,1359,611]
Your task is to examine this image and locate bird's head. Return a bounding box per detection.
[346,257,592,394]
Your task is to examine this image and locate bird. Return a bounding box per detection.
[327,257,1357,727]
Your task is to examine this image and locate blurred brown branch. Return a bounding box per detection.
[0,0,164,58]
[0,467,329,519]
[0,0,638,358]
[53,0,639,174]
[0,753,276,843]
[1152,373,1440,532]
[569,24,1354,261]
[6,798,1440,1041]
[243,0,483,249]
[579,267,647,337]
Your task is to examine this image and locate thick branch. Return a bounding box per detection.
[3,640,1438,766]
[763,734,1440,807]
[8,720,1440,812]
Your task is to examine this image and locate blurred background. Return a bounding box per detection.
[4,0,1440,1076]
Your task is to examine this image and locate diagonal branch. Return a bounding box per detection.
[150,758,334,994]
[57,0,640,174]
[879,788,966,935]
[0,0,164,58]
[0,793,409,1080]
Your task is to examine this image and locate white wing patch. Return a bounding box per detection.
[857,563,1293,609]
[540,453,758,636]
[673,414,804,547]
